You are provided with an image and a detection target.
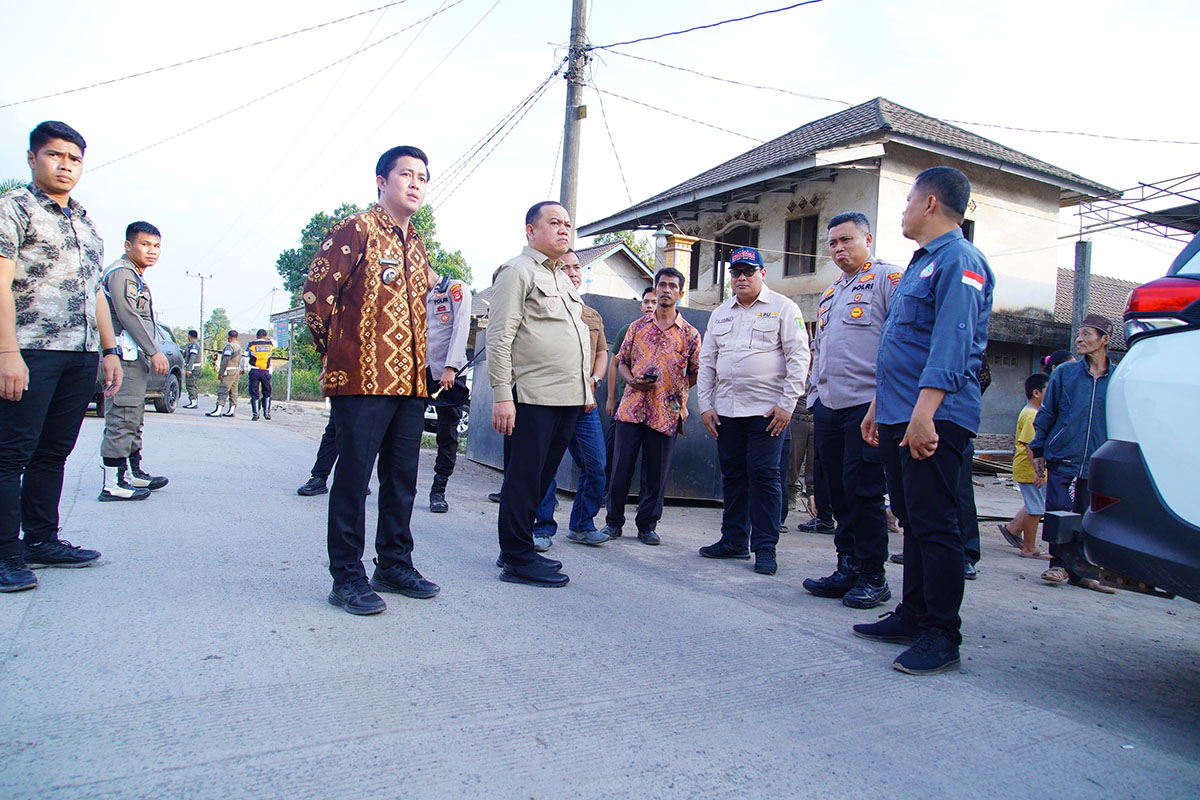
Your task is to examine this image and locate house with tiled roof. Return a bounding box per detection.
[578,97,1117,436]
[1055,269,1138,351]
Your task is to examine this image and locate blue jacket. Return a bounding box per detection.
[1029,358,1115,480]
[875,229,994,434]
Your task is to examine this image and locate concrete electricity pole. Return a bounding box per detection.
[185,271,212,364]
[1072,240,1092,340]
[559,0,588,245]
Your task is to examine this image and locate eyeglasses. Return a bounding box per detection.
[730,266,761,277]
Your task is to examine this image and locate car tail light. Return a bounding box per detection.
[1091,492,1119,513]
[1124,276,1200,342]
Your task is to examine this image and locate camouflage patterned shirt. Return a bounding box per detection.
[0,183,104,351]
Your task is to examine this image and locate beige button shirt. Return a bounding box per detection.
[486,245,591,406]
[697,284,811,418]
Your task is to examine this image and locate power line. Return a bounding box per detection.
[547,126,565,200]
[939,119,1200,147]
[588,79,633,205]
[0,1,416,109]
[588,0,824,51]
[590,87,764,143]
[91,2,464,172]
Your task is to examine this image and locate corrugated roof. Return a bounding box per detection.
[1055,268,1138,350]
[581,97,1113,234]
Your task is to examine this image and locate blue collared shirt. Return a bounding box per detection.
[875,228,993,434]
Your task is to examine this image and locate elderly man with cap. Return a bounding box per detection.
[696,246,810,576]
[1029,313,1118,594]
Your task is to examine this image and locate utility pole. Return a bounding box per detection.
[1072,240,1092,340]
[559,0,588,245]
[185,272,212,365]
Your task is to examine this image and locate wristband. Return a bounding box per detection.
[101,347,122,357]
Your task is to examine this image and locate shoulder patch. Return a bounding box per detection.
[125,281,138,299]
[888,272,903,285]
[450,284,463,302]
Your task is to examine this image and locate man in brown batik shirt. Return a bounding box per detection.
[302,145,438,616]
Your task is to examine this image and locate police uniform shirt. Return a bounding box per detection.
[185,341,201,370]
[812,259,901,410]
[696,284,811,418]
[425,276,471,377]
[103,255,159,357]
[219,341,242,376]
[246,338,274,370]
[875,228,994,434]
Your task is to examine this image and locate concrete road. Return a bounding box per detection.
[2,401,1198,799]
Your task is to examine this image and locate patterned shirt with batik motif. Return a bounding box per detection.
[614,312,701,437]
[0,183,104,351]
[303,204,429,397]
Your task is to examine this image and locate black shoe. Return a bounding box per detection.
[637,529,660,546]
[893,630,961,675]
[0,555,37,592]
[889,552,904,565]
[802,553,858,598]
[370,559,440,599]
[495,553,562,570]
[500,561,569,587]
[127,451,168,491]
[488,491,501,503]
[429,475,449,513]
[964,561,978,580]
[601,524,623,539]
[328,577,386,615]
[843,571,892,609]
[24,539,101,569]
[852,609,920,645]
[252,412,260,421]
[263,399,272,420]
[754,548,777,575]
[797,517,835,534]
[297,476,328,496]
[699,540,751,559]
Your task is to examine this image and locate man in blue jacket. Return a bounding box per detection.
[856,166,994,676]
[1029,313,1117,594]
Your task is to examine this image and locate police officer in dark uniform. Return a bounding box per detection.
[245,328,274,421]
[182,329,201,409]
[98,221,169,501]
[856,166,994,676]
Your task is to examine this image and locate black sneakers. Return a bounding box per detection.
[496,553,562,570]
[637,529,660,546]
[370,560,440,599]
[797,517,835,534]
[297,476,328,496]
[24,539,101,569]
[893,630,961,675]
[852,609,920,645]
[0,555,37,592]
[328,577,386,615]
[842,572,892,609]
[754,548,777,575]
[698,540,751,559]
[802,553,857,598]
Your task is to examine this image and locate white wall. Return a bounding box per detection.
[581,251,651,300]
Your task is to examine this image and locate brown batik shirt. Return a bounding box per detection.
[303,204,429,397]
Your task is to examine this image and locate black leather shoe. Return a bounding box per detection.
[488,491,501,503]
[24,539,101,568]
[802,553,857,598]
[964,561,978,580]
[496,553,562,570]
[797,517,835,534]
[0,555,37,592]
[637,529,660,546]
[843,571,891,609]
[698,540,751,559]
[429,476,449,513]
[370,560,440,599]
[500,561,569,587]
[889,552,904,565]
[754,548,777,575]
[853,609,920,645]
[328,577,386,615]
[297,476,328,496]
[893,631,961,675]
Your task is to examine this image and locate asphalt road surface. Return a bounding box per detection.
[2,400,1198,799]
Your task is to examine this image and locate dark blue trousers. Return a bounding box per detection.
[498,403,579,566]
[310,404,339,479]
[957,439,981,564]
[716,415,786,553]
[813,399,888,573]
[878,420,970,645]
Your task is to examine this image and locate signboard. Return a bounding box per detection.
[274,320,290,349]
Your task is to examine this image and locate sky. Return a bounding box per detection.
[2,0,1197,333]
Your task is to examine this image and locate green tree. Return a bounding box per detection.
[275,202,364,302]
[411,204,471,283]
[1,177,25,194]
[592,230,655,269]
[204,307,231,352]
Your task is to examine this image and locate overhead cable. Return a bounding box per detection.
[588,0,824,51]
[0,0,415,109]
[590,87,764,143]
[589,80,633,205]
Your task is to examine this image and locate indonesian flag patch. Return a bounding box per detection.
[961,269,985,291]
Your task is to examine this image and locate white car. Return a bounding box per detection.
[423,365,472,437]
[1050,232,1200,602]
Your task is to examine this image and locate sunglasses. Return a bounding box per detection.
[730,266,761,277]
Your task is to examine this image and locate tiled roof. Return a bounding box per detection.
[1055,268,1139,350]
[572,242,623,267]
[581,97,1113,233]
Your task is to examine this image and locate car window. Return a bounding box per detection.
[1174,249,1200,276]
[1168,234,1200,276]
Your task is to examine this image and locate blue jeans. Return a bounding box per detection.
[716,415,786,553]
[534,407,607,536]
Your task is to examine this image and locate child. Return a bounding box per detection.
[999,374,1049,558]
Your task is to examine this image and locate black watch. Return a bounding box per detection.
[101,347,121,357]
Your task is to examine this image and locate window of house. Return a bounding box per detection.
[960,219,975,242]
[785,215,818,276]
[712,224,758,290]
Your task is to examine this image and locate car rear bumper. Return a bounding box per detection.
[1078,439,1200,603]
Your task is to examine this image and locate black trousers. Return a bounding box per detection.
[327,395,423,584]
[716,415,786,553]
[813,399,888,573]
[433,404,462,479]
[310,404,339,479]
[606,421,675,534]
[878,420,970,644]
[0,350,97,557]
[498,403,579,566]
[248,368,272,403]
[957,439,981,564]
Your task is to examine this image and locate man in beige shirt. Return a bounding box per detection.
[487,201,591,588]
[696,246,810,575]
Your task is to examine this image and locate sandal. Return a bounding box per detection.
[1041,567,1069,584]
[1072,577,1117,595]
[997,523,1022,548]
[1018,549,1050,559]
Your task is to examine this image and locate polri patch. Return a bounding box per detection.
[919,263,936,279]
